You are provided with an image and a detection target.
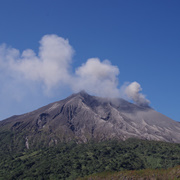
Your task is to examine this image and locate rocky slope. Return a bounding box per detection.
[0,91,180,149]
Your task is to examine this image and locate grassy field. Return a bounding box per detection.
[78,165,180,180]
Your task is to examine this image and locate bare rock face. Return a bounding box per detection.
[0,91,180,149]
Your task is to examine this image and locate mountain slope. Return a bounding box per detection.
[0,91,180,150]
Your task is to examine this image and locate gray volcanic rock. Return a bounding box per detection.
[0,91,180,149]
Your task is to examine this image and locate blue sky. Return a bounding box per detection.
[0,0,180,122]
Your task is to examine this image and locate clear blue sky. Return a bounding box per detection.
[0,0,180,122]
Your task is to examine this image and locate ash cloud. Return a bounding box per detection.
[72,58,120,97]
[9,35,74,94]
[125,81,150,106]
[0,34,150,105]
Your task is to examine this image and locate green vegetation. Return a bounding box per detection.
[0,139,180,179]
[78,166,180,180]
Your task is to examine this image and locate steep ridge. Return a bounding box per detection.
[0,91,180,150]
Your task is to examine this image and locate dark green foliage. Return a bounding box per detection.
[0,139,180,179]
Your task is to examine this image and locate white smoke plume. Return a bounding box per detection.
[0,34,150,105]
[125,81,150,106]
[7,35,74,93]
[72,58,120,97]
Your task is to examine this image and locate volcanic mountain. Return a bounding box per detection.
[0,91,180,150]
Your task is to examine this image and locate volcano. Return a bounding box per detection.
[0,91,180,150]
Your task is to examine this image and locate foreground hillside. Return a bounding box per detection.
[78,166,180,180]
[0,139,180,179]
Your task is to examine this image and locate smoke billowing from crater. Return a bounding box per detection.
[72,58,120,97]
[0,34,150,105]
[125,82,150,106]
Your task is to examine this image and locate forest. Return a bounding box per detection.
[0,138,180,179]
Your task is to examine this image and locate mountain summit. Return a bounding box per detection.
[0,91,180,150]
